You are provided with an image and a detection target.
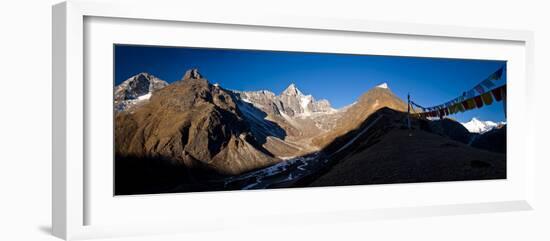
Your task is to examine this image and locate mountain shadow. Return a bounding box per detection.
[424,118,506,154]
[302,107,506,187]
[470,126,506,154]
[233,97,287,144]
[425,118,473,144]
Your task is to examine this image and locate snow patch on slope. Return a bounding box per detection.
[137,93,152,101]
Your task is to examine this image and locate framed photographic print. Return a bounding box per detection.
[52,0,535,240]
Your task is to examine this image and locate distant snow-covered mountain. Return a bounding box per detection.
[236,83,336,118]
[461,118,506,133]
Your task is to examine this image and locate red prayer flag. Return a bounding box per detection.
[492,86,503,101]
[461,100,469,110]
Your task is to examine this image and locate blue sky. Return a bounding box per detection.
[114,45,506,123]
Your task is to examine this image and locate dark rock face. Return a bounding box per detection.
[182,68,203,80]
[115,73,280,175]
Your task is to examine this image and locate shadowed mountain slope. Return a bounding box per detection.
[308,108,506,187]
[470,125,506,154]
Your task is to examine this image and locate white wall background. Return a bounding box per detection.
[0,0,548,240]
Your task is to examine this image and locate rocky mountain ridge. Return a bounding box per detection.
[235,83,335,119]
[114,72,169,112]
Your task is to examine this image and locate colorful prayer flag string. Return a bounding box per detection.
[409,66,506,119]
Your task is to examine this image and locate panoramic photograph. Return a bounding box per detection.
[113,45,507,195]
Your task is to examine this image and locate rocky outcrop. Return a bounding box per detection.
[114,72,168,112]
[182,68,203,80]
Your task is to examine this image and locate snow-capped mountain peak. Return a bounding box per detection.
[236,83,334,119]
[376,82,389,89]
[461,118,505,133]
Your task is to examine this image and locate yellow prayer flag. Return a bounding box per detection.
[466,98,476,110]
[457,103,465,113]
[481,92,493,106]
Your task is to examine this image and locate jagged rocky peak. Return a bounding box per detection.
[113,72,169,112]
[281,83,304,96]
[182,68,203,80]
[235,82,336,120]
[115,72,168,101]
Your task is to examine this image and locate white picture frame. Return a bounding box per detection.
[52,0,535,240]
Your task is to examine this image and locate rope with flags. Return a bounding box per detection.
[409,67,506,119]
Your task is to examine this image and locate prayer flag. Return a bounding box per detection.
[467,89,476,98]
[474,96,483,108]
[491,67,504,80]
[481,79,495,89]
[474,85,485,94]
[466,98,476,110]
[461,100,469,110]
[457,103,465,113]
[481,92,493,105]
[492,86,504,101]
